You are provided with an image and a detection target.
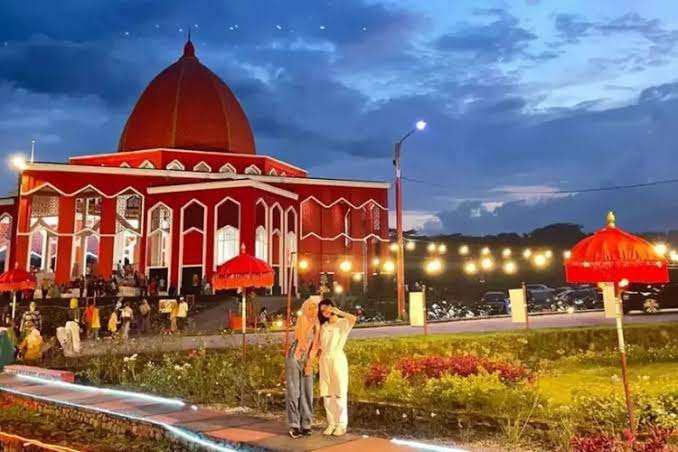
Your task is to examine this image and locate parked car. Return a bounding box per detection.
[480,291,509,315]
[525,284,556,311]
[556,286,600,310]
[621,283,678,314]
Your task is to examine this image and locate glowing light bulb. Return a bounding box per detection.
[458,245,469,255]
[382,260,395,273]
[481,247,490,256]
[480,257,494,271]
[502,261,517,274]
[654,243,668,256]
[463,261,478,275]
[298,259,309,271]
[533,254,547,268]
[406,241,416,251]
[502,248,511,258]
[339,260,352,273]
[523,248,532,259]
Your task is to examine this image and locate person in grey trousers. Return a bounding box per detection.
[286,297,320,439]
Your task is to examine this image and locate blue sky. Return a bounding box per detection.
[2,1,678,234]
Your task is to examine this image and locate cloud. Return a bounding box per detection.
[435,10,536,62]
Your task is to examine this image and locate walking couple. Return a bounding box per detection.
[285,297,356,439]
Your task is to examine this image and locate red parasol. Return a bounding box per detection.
[0,266,37,321]
[212,244,273,357]
[564,212,668,436]
[0,267,37,292]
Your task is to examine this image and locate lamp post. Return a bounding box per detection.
[394,120,426,319]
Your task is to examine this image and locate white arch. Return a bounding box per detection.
[166,159,185,171]
[244,164,261,175]
[219,163,237,174]
[139,160,155,169]
[146,202,173,290]
[193,161,212,172]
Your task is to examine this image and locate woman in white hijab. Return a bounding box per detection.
[285,297,320,439]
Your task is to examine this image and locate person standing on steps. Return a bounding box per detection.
[317,299,356,437]
[285,298,320,439]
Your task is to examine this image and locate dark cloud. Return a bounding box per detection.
[435,10,536,61]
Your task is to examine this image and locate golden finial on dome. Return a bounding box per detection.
[606,211,616,228]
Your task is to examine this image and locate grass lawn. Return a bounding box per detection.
[537,361,678,405]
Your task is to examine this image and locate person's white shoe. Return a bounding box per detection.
[332,425,347,436]
[323,425,336,436]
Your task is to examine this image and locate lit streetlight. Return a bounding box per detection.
[502,260,517,274]
[424,258,443,275]
[458,244,469,255]
[11,155,27,172]
[339,259,352,273]
[463,261,478,275]
[533,254,547,268]
[394,120,427,319]
[480,257,494,271]
[654,242,668,257]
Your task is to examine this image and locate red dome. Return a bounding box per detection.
[118,39,255,154]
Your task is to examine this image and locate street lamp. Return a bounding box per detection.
[11,155,27,172]
[654,242,668,257]
[463,261,478,275]
[503,260,517,274]
[425,258,443,275]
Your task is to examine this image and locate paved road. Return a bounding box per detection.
[78,310,678,357]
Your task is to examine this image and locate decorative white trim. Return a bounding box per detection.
[0,198,14,206]
[120,162,131,168]
[300,231,388,242]
[139,160,155,169]
[70,148,309,175]
[22,183,147,200]
[193,161,212,172]
[23,163,389,189]
[283,206,298,295]
[166,159,185,171]
[178,199,207,291]
[244,164,261,175]
[218,163,237,174]
[148,179,298,200]
[268,168,278,176]
[213,196,241,270]
[300,196,387,211]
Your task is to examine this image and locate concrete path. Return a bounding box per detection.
[78,310,678,357]
[0,372,437,452]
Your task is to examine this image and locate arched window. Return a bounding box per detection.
[216,226,239,265]
[166,160,185,171]
[255,226,268,261]
[147,205,172,267]
[139,160,155,169]
[245,164,261,175]
[214,198,240,268]
[193,161,211,172]
[0,215,12,272]
[219,163,237,174]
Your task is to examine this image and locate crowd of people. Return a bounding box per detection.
[0,293,192,363]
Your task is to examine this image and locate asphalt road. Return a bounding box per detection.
[77,309,678,357]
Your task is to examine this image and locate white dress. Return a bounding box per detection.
[319,318,352,398]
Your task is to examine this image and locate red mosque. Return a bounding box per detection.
[0,40,389,295]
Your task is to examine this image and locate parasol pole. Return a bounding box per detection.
[11,291,16,321]
[241,287,246,359]
[614,282,635,435]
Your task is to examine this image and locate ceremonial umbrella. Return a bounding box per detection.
[0,266,37,321]
[565,212,668,434]
[212,244,274,357]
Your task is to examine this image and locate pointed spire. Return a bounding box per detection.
[183,29,195,58]
[607,211,616,228]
